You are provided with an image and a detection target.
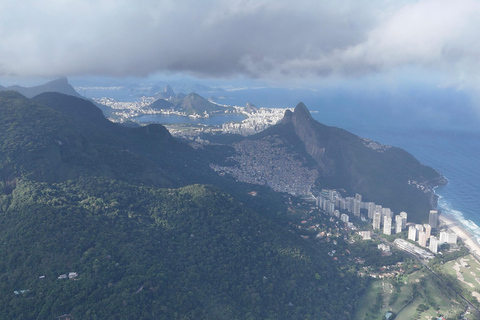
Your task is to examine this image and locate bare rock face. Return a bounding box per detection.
[290,103,327,168]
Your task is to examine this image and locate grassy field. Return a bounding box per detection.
[443,254,480,302]
[355,269,467,319]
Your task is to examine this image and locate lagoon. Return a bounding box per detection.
[134,113,246,126]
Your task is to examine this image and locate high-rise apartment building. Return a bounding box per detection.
[423,224,431,238]
[429,210,439,229]
[429,236,438,253]
[395,215,403,234]
[367,202,376,220]
[373,211,382,230]
[418,231,427,247]
[439,231,457,244]
[383,215,392,235]
[408,226,417,241]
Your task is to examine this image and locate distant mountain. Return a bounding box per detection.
[155,85,176,100]
[244,102,258,113]
[1,77,82,98]
[177,93,228,115]
[163,84,175,96]
[0,77,114,118]
[149,98,174,111]
[0,91,211,190]
[152,92,235,116]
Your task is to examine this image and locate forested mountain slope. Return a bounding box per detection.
[0,91,363,319]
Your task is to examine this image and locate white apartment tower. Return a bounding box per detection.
[418,231,427,247]
[429,236,438,253]
[429,210,439,229]
[395,215,403,234]
[383,215,392,235]
[367,202,376,219]
[408,226,417,241]
[423,224,431,238]
[373,211,382,230]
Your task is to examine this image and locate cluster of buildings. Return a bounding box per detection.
[405,211,457,254]
[316,189,402,234]
[211,136,319,195]
[316,189,457,256]
[221,107,290,135]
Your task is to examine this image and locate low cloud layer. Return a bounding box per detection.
[1,0,480,87]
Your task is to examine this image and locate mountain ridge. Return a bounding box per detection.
[1,77,83,98]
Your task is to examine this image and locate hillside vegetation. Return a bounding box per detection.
[0,91,365,319]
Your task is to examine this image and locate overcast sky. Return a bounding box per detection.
[1,0,479,86]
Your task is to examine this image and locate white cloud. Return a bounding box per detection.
[1,0,480,90]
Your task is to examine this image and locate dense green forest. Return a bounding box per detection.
[0,91,369,318]
[0,178,364,319]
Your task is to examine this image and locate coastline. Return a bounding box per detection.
[439,213,480,259]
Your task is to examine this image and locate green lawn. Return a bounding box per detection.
[356,269,465,319]
[443,254,480,298]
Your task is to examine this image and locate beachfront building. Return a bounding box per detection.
[429,210,439,229]
[423,224,431,238]
[415,224,424,233]
[439,231,457,244]
[382,208,392,218]
[395,215,403,234]
[373,211,382,230]
[366,202,376,219]
[383,215,392,235]
[408,226,417,241]
[429,236,439,253]
[418,231,427,247]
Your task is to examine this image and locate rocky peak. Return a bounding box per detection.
[279,102,325,165]
[245,102,258,113]
[292,102,313,120]
[281,109,293,124]
[163,85,174,95]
